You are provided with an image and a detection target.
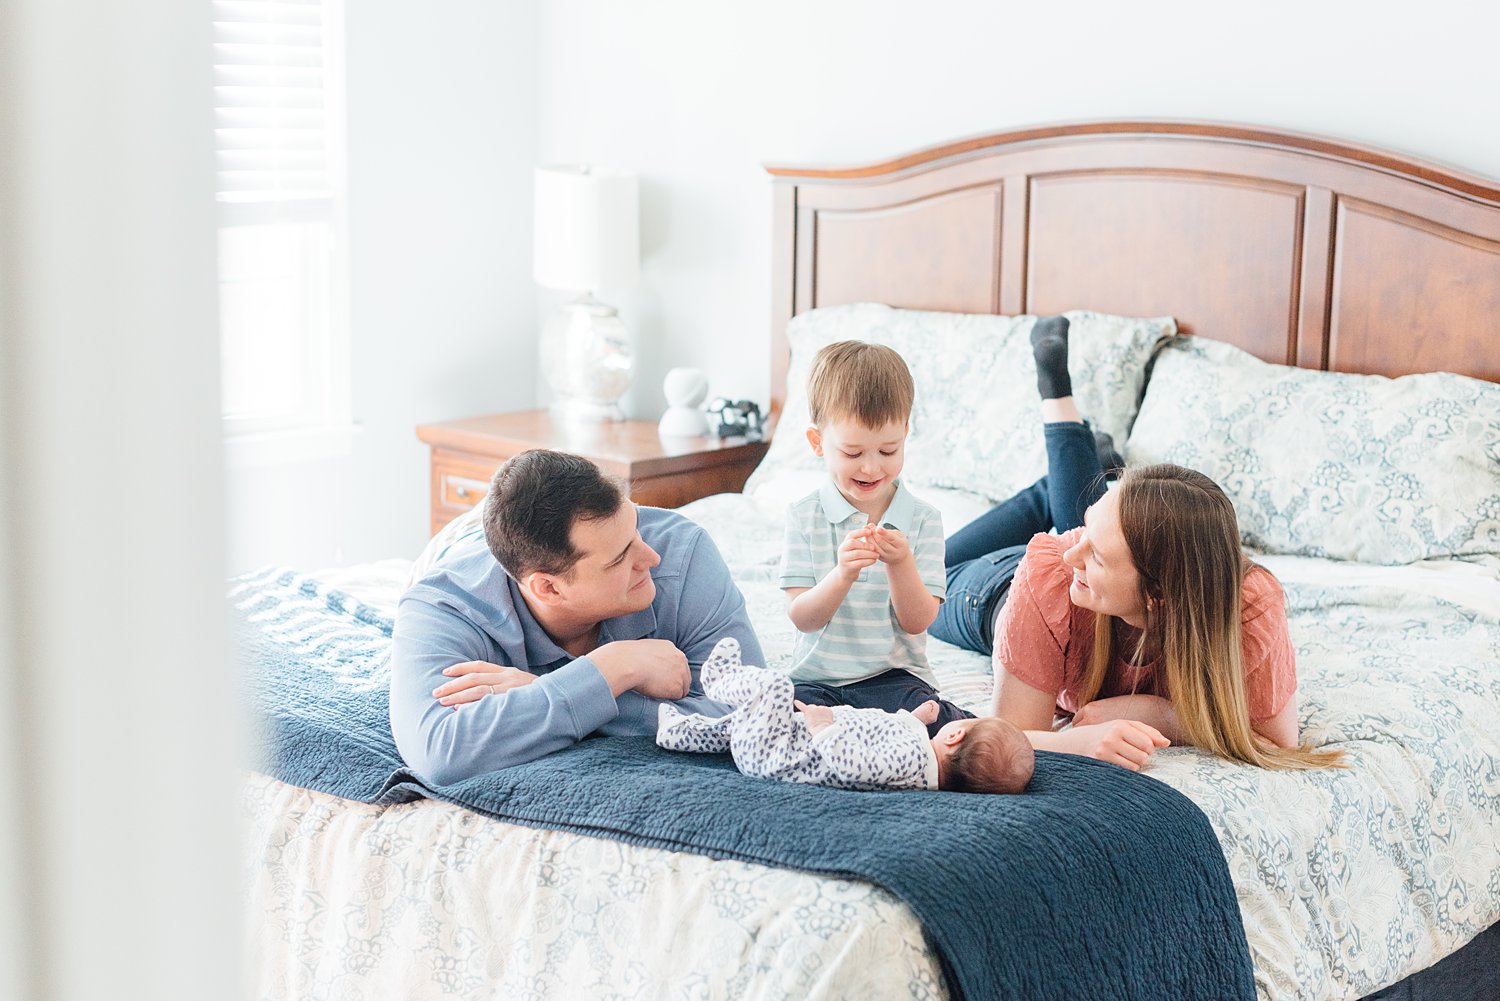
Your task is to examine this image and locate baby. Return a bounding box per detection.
[658,638,1034,794]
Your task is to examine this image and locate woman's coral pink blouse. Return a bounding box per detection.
[994,528,1296,723]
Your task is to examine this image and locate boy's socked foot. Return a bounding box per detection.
[1029,315,1072,401]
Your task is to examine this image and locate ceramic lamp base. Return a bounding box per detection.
[540,293,631,422]
[555,398,626,422]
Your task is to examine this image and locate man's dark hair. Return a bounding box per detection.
[482,449,625,579]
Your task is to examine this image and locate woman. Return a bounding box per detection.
[930,318,1341,771]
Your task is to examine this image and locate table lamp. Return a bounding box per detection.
[533,164,640,421]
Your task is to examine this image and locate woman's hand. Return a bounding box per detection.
[433,661,538,707]
[994,668,1168,769]
[1072,694,1183,743]
[1057,720,1170,771]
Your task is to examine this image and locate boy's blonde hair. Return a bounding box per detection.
[807,340,915,429]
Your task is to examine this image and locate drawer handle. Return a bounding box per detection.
[444,474,489,506]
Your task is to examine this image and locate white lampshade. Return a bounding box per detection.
[532,165,639,292]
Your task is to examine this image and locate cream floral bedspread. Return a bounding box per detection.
[244,494,1500,1001]
[242,773,944,1000]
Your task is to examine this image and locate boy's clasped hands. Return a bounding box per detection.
[837,522,911,580]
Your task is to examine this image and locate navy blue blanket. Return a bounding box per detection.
[235,568,1255,1001]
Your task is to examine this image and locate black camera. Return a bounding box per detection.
[706,398,765,440]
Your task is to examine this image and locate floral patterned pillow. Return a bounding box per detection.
[1125,336,1500,564]
[747,304,1175,504]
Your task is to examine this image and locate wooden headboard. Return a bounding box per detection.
[765,120,1500,423]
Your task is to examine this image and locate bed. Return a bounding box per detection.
[240,121,1500,1000]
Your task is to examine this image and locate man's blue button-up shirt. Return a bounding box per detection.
[390,506,764,784]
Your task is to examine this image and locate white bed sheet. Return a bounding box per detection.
[246,492,1500,1001]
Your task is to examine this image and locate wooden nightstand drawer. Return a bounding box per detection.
[439,467,490,509]
[429,450,503,536]
[416,410,769,537]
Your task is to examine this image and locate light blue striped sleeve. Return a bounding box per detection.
[779,505,818,589]
[915,506,947,599]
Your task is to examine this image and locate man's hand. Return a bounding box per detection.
[1057,719,1170,770]
[592,639,691,700]
[869,525,912,566]
[433,661,538,707]
[794,699,836,735]
[836,526,879,581]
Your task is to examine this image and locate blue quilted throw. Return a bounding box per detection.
[233,568,1256,1001]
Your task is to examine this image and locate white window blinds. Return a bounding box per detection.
[213,0,349,439]
[214,0,336,203]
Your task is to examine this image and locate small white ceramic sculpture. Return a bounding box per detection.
[658,367,711,437]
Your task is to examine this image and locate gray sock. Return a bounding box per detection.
[1029,316,1072,400]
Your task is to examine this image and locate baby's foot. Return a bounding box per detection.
[699,636,742,689]
[657,703,734,753]
[1029,315,1072,401]
[912,699,940,725]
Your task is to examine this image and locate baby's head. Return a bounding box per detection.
[805,340,914,504]
[933,717,1035,794]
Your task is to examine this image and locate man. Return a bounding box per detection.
[390,449,764,784]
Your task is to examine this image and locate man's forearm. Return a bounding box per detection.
[400,657,621,783]
[390,599,623,784]
[589,643,641,696]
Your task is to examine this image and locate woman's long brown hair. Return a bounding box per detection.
[1074,464,1344,769]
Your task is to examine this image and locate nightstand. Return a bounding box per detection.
[415,409,770,536]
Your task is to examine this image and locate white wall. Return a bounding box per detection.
[231,0,1500,571]
[225,0,540,573]
[536,0,1500,418]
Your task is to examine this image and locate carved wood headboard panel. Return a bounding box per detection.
[766,121,1500,423]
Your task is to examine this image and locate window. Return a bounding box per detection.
[213,0,349,442]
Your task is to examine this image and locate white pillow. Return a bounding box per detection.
[1125,336,1500,564]
[747,304,1175,505]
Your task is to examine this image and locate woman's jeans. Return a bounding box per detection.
[929,422,1108,655]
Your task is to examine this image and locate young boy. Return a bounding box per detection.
[658,638,1033,793]
[779,340,972,736]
